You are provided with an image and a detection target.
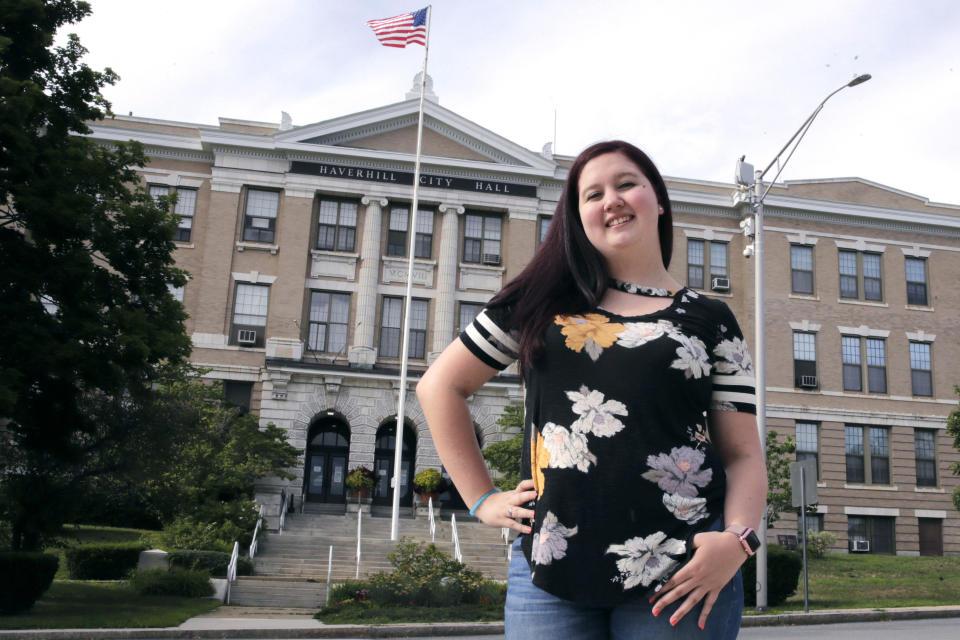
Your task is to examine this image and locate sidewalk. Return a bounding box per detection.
[2,604,959,639]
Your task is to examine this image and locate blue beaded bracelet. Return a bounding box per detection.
[469,489,500,517]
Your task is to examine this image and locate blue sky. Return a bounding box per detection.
[67,0,960,205]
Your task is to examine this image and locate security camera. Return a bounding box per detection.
[743,244,755,259]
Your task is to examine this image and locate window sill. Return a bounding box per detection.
[914,486,944,493]
[789,293,820,301]
[905,305,934,312]
[174,242,196,250]
[837,299,888,308]
[312,249,360,259]
[843,483,899,491]
[459,261,505,272]
[382,255,437,267]
[817,482,827,488]
[689,287,732,298]
[237,241,279,255]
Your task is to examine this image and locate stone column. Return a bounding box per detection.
[429,203,464,362]
[349,195,387,367]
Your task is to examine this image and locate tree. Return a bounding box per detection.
[0,0,191,550]
[947,385,960,513]
[482,404,524,491]
[764,430,797,526]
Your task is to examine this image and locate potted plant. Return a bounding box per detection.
[412,468,448,504]
[345,465,375,500]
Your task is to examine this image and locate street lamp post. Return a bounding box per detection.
[735,74,871,610]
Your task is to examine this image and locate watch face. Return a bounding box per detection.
[744,530,761,552]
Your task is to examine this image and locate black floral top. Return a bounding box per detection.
[460,288,756,606]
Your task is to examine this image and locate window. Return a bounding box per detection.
[379,297,429,359]
[914,429,937,487]
[538,216,552,244]
[167,283,185,303]
[316,198,358,251]
[223,380,253,414]
[686,239,728,290]
[150,185,196,242]
[231,283,269,347]
[387,205,433,258]
[904,257,928,306]
[841,336,886,393]
[463,212,502,264]
[797,513,824,535]
[795,422,819,480]
[242,189,279,243]
[307,291,350,354]
[845,425,890,484]
[838,249,883,301]
[458,302,482,333]
[790,245,814,294]
[793,332,817,388]
[847,516,894,554]
[909,342,932,396]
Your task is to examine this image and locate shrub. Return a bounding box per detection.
[150,515,249,553]
[741,544,802,607]
[805,530,837,558]
[412,468,447,495]
[0,552,59,613]
[364,538,502,606]
[329,579,374,604]
[65,542,145,580]
[168,550,252,577]
[130,568,214,597]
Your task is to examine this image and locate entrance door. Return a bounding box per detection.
[373,421,415,507]
[918,518,943,556]
[304,418,350,503]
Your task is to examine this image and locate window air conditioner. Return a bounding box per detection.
[482,253,502,266]
[800,375,818,388]
[711,277,730,292]
[237,329,257,345]
[851,539,870,552]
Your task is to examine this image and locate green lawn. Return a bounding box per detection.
[0,581,220,630]
[316,602,505,624]
[753,554,960,613]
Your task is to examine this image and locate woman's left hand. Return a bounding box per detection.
[649,531,747,630]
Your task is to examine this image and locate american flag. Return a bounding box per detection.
[365,7,428,48]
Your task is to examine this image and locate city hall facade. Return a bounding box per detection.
[87,79,960,555]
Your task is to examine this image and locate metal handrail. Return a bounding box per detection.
[355,507,362,579]
[450,514,463,563]
[225,541,239,604]
[300,488,306,514]
[428,496,436,542]
[248,504,265,560]
[278,489,289,535]
[325,545,334,606]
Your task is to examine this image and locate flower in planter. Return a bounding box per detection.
[345,466,376,492]
[412,468,448,495]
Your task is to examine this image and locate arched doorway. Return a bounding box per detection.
[373,420,416,507]
[440,426,483,511]
[304,416,350,503]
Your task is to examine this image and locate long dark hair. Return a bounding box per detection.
[488,140,673,374]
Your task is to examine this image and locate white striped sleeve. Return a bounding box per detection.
[459,307,519,371]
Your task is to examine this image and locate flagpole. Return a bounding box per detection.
[391,5,432,541]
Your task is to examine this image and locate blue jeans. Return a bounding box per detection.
[504,531,743,639]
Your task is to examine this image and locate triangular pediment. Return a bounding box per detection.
[781,178,932,211]
[275,99,554,172]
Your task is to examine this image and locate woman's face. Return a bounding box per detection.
[576,152,661,264]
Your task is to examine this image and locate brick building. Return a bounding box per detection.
[87,78,959,555]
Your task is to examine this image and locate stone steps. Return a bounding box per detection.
[230,510,513,607]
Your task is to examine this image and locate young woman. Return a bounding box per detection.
[416,141,766,639]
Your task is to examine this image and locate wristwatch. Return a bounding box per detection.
[724,525,761,557]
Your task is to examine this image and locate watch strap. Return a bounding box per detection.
[724,525,758,557]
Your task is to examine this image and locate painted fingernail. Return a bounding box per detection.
[652,608,659,617]
[699,621,705,630]
[670,617,678,627]
[648,596,656,603]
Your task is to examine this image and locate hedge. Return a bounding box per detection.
[130,568,214,597]
[741,544,803,607]
[168,550,253,577]
[65,542,146,580]
[0,552,59,614]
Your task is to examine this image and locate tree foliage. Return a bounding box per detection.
[764,430,796,526]
[0,0,191,550]
[947,385,960,513]
[482,404,524,491]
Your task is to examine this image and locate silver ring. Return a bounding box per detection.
[507,506,514,518]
